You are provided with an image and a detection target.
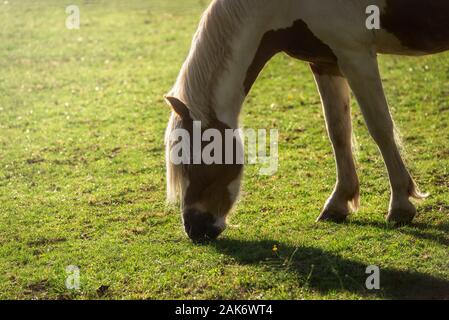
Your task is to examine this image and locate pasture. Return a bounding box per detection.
[0,0,448,299]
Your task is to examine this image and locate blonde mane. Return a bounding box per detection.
[168,0,253,124]
[165,113,185,204]
[166,0,255,204]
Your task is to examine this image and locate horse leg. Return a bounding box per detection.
[311,63,360,223]
[335,50,425,224]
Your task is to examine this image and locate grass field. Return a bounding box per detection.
[1,0,448,300]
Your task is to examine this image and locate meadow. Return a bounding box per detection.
[0,0,448,299]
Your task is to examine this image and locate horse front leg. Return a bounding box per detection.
[335,49,426,224]
[311,63,360,223]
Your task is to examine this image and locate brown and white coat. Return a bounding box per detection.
[165,0,449,241]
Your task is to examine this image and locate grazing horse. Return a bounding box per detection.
[165,0,449,241]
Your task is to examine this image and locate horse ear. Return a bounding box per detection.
[164,96,190,119]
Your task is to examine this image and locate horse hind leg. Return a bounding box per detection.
[311,63,360,223]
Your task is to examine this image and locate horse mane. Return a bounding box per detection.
[165,113,184,204]
[166,0,255,204]
[168,0,253,124]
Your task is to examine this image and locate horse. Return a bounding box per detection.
[164,0,449,241]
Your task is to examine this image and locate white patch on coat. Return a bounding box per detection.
[213,216,227,230]
[212,2,301,129]
[227,173,243,204]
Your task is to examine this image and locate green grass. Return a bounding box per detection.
[1,0,448,300]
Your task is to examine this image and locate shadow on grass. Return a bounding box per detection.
[350,220,449,247]
[212,238,449,300]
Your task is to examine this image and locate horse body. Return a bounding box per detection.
[165,0,449,241]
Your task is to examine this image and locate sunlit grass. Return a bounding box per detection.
[0,0,448,299]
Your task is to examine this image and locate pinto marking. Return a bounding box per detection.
[245,19,337,94]
[165,0,448,241]
[381,0,449,54]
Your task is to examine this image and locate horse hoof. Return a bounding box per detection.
[386,207,416,226]
[316,209,348,223]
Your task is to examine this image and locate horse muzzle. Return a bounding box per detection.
[183,209,225,242]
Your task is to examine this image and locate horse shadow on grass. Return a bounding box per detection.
[211,238,449,299]
[349,220,449,247]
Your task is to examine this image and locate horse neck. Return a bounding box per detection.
[213,22,272,129]
[174,2,281,129]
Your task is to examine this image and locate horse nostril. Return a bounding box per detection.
[205,227,222,241]
[183,210,224,242]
